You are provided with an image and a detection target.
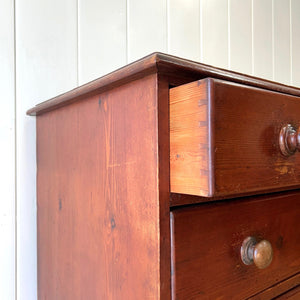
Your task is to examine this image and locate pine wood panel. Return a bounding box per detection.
[170,77,300,197]
[171,192,300,299]
[36,74,170,299]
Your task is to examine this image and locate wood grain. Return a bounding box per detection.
[157,75,172,300]
[171,192,300,299]
[27,52,300,116]
[170,79,212,196]
[36,74,170,299]
[276,285,300,299]
[248,273,300,299]
[170,78,300,197]
[30,52,300,299]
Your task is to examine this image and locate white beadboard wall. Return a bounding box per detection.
[1,0,299,299]
[0,0,15,299]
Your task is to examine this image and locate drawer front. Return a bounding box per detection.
[276,286,300,299]
[170,78,300,197]
[170,192,300,299]
[276,286,300,300]
[248,273,300,300]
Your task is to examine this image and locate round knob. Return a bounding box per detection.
[241,237,273,269]
[279,124,300,156]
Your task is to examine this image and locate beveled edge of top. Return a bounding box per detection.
[27,52,300,116]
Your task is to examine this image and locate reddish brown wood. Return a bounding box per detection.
[171,192,300,299]
[248,273,300,299]
[157,75,172,299]
[170,188,300,207]
[27,52,300,116]
[170,78,300,198]
[37,74,170,299]
[29,53,300,299]
[275,285,300,299]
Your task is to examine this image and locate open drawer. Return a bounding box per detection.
[170,78,300,197]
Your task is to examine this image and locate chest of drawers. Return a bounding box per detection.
[28,53,300,299]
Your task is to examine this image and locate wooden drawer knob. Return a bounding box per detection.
[241,237,273,269]
[279,124,300,156]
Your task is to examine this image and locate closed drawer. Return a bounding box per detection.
[170,78,300,197]
[170,192,300,299]
[276,285,300,299]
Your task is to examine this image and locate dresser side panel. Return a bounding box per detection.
[36,74,164,299]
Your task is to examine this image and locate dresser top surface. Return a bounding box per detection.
[27,52,300,116]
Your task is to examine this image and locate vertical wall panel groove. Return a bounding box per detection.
[127,0,167,62]
[253,0,273,80]
[166,0,169,53]
[199,0,203,62]
[168,0,200,62]
[76,0,79,86]
[289,0,293,85]
[273,0,291,85]
[78,0,127,85]
[252,0,273,80]
[126,0,129,64]
[14,0,17,298]
[272,0,275,81]
[7,1,300,299]
[291,0,300,87]
[251,0,254,75]
[229,0,252,74]
[0,0,15,298]
[16,0,78,298]
[201,0,228,69]
[228,0,231,69]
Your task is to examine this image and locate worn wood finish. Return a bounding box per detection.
[170,78,300,197]
[171,192,300,299]
[30,53,300,299]
[27,52,300,116]
[37,74,170,299]
[248,273,300,299]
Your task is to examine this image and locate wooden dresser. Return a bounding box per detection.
[28,53,300,299]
